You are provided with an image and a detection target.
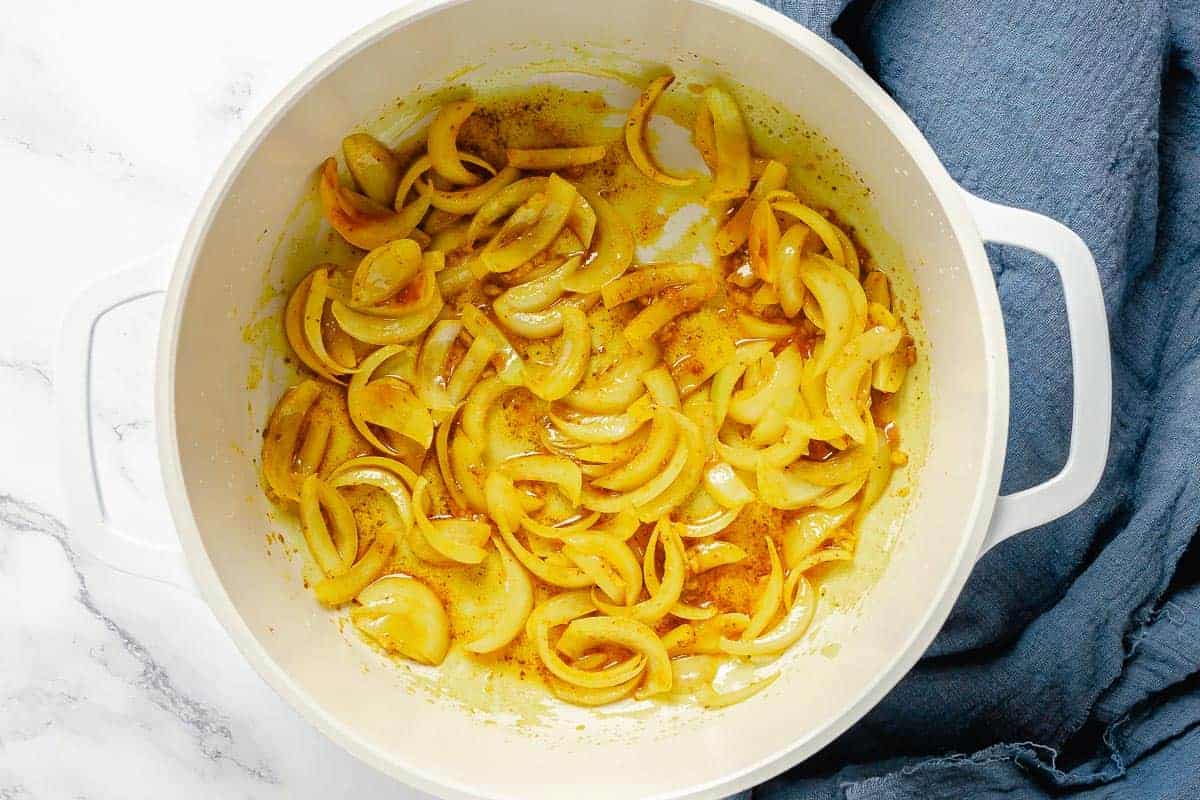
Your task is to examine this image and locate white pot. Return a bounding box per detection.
[55,1,1112,798]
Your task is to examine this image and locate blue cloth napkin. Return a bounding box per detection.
[740,1,1200,798]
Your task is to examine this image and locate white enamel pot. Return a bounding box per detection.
[54,1,1112,798]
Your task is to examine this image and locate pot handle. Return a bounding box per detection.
[54,250,193,589]
[962,191,1112,556]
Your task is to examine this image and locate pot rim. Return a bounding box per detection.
[155,1,1009,797]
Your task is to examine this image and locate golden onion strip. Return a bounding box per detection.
[715,160,789,255]
[704,86,751,202]
[523,306,592,401]
[299,475,357,577]
[428,100,485,185]
[352,575,450,665]
[342,133,401,206]
[351,239,423,307]
[625,74,694,187]
[464,539,534,653]
[740,537,783,640]
[262,380,322,502]
[561,186,634,293]
[556,616,673,699]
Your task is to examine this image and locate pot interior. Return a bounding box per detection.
[168,1,1001,797]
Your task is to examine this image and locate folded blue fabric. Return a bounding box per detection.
[742,1,1200,798]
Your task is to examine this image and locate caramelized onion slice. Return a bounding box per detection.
[625,75,695,187]
[351,239,423,307]
[319,158,423,250]
[481,174,577,273]
[715,160,789,255]
[721,574,816,656]
[314,524,395,607]
[528,591,646,689]
[352,575,450,665]
[428,100,485,186]
[562,186,634,293]
[557,616,673,699]
[342,133,401,206]
[417,165,521,215]
[299,474,357,577]
[704,86,751,202]
[262,380,322,502]
[464,539,534,653]
[524,306,591,401]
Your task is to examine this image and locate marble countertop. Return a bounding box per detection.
[1,2,435,796]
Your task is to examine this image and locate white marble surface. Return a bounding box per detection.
[0,2,438,797]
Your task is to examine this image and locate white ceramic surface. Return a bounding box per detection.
[44,1,1109,798]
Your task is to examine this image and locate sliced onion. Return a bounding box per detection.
[524,306,592,401]
[721,574,815,656]
[772,199,845,266]
[486,473,592,588]
[781,438,874,487]
[412,477,489,564]
[740,537,782,640]
[461,376,519,449]
[686,540,748,573]
[549,675,640,706]
[501,454,583,505]
[428,100,485,186]
[600,263,710,307]
[284,272,342,382]
[826,326,902,443]
[697,672,779,708]
[414,319,464,421]
[704,462,754,508]
[327,456,419,528]
[319,158,424,250]
[330,278,443,345]
[748,200,781,282]
[449,429,488,513]
[527,591,646,689]
[593,520,684,624]
[777,224,810,317]
[300,268,356,380]
[351,575,450,665]
[704,86,751,202]
[680,507,739,538]
[481,174,577,273]
[729,346,803,426]
[348,370,433,453]
[625,281,715,344]
[460,304,524,385]
[855,424,894,529]
[493,255,581,338]
[556,616,672,699]
[262,380,322,502]
[625,74,694,187]
[633,412,706,522]
[417,165,521,214]
[351,239,423,307]
[314,524,395,607]
[562,342,659,414]
[299,474,357,577]
[464,539,533,653]
[592,409,678,492]
[342,133,401,205]
[562,532,642,605]
[562,186,634,293]
[715,160,789,255]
